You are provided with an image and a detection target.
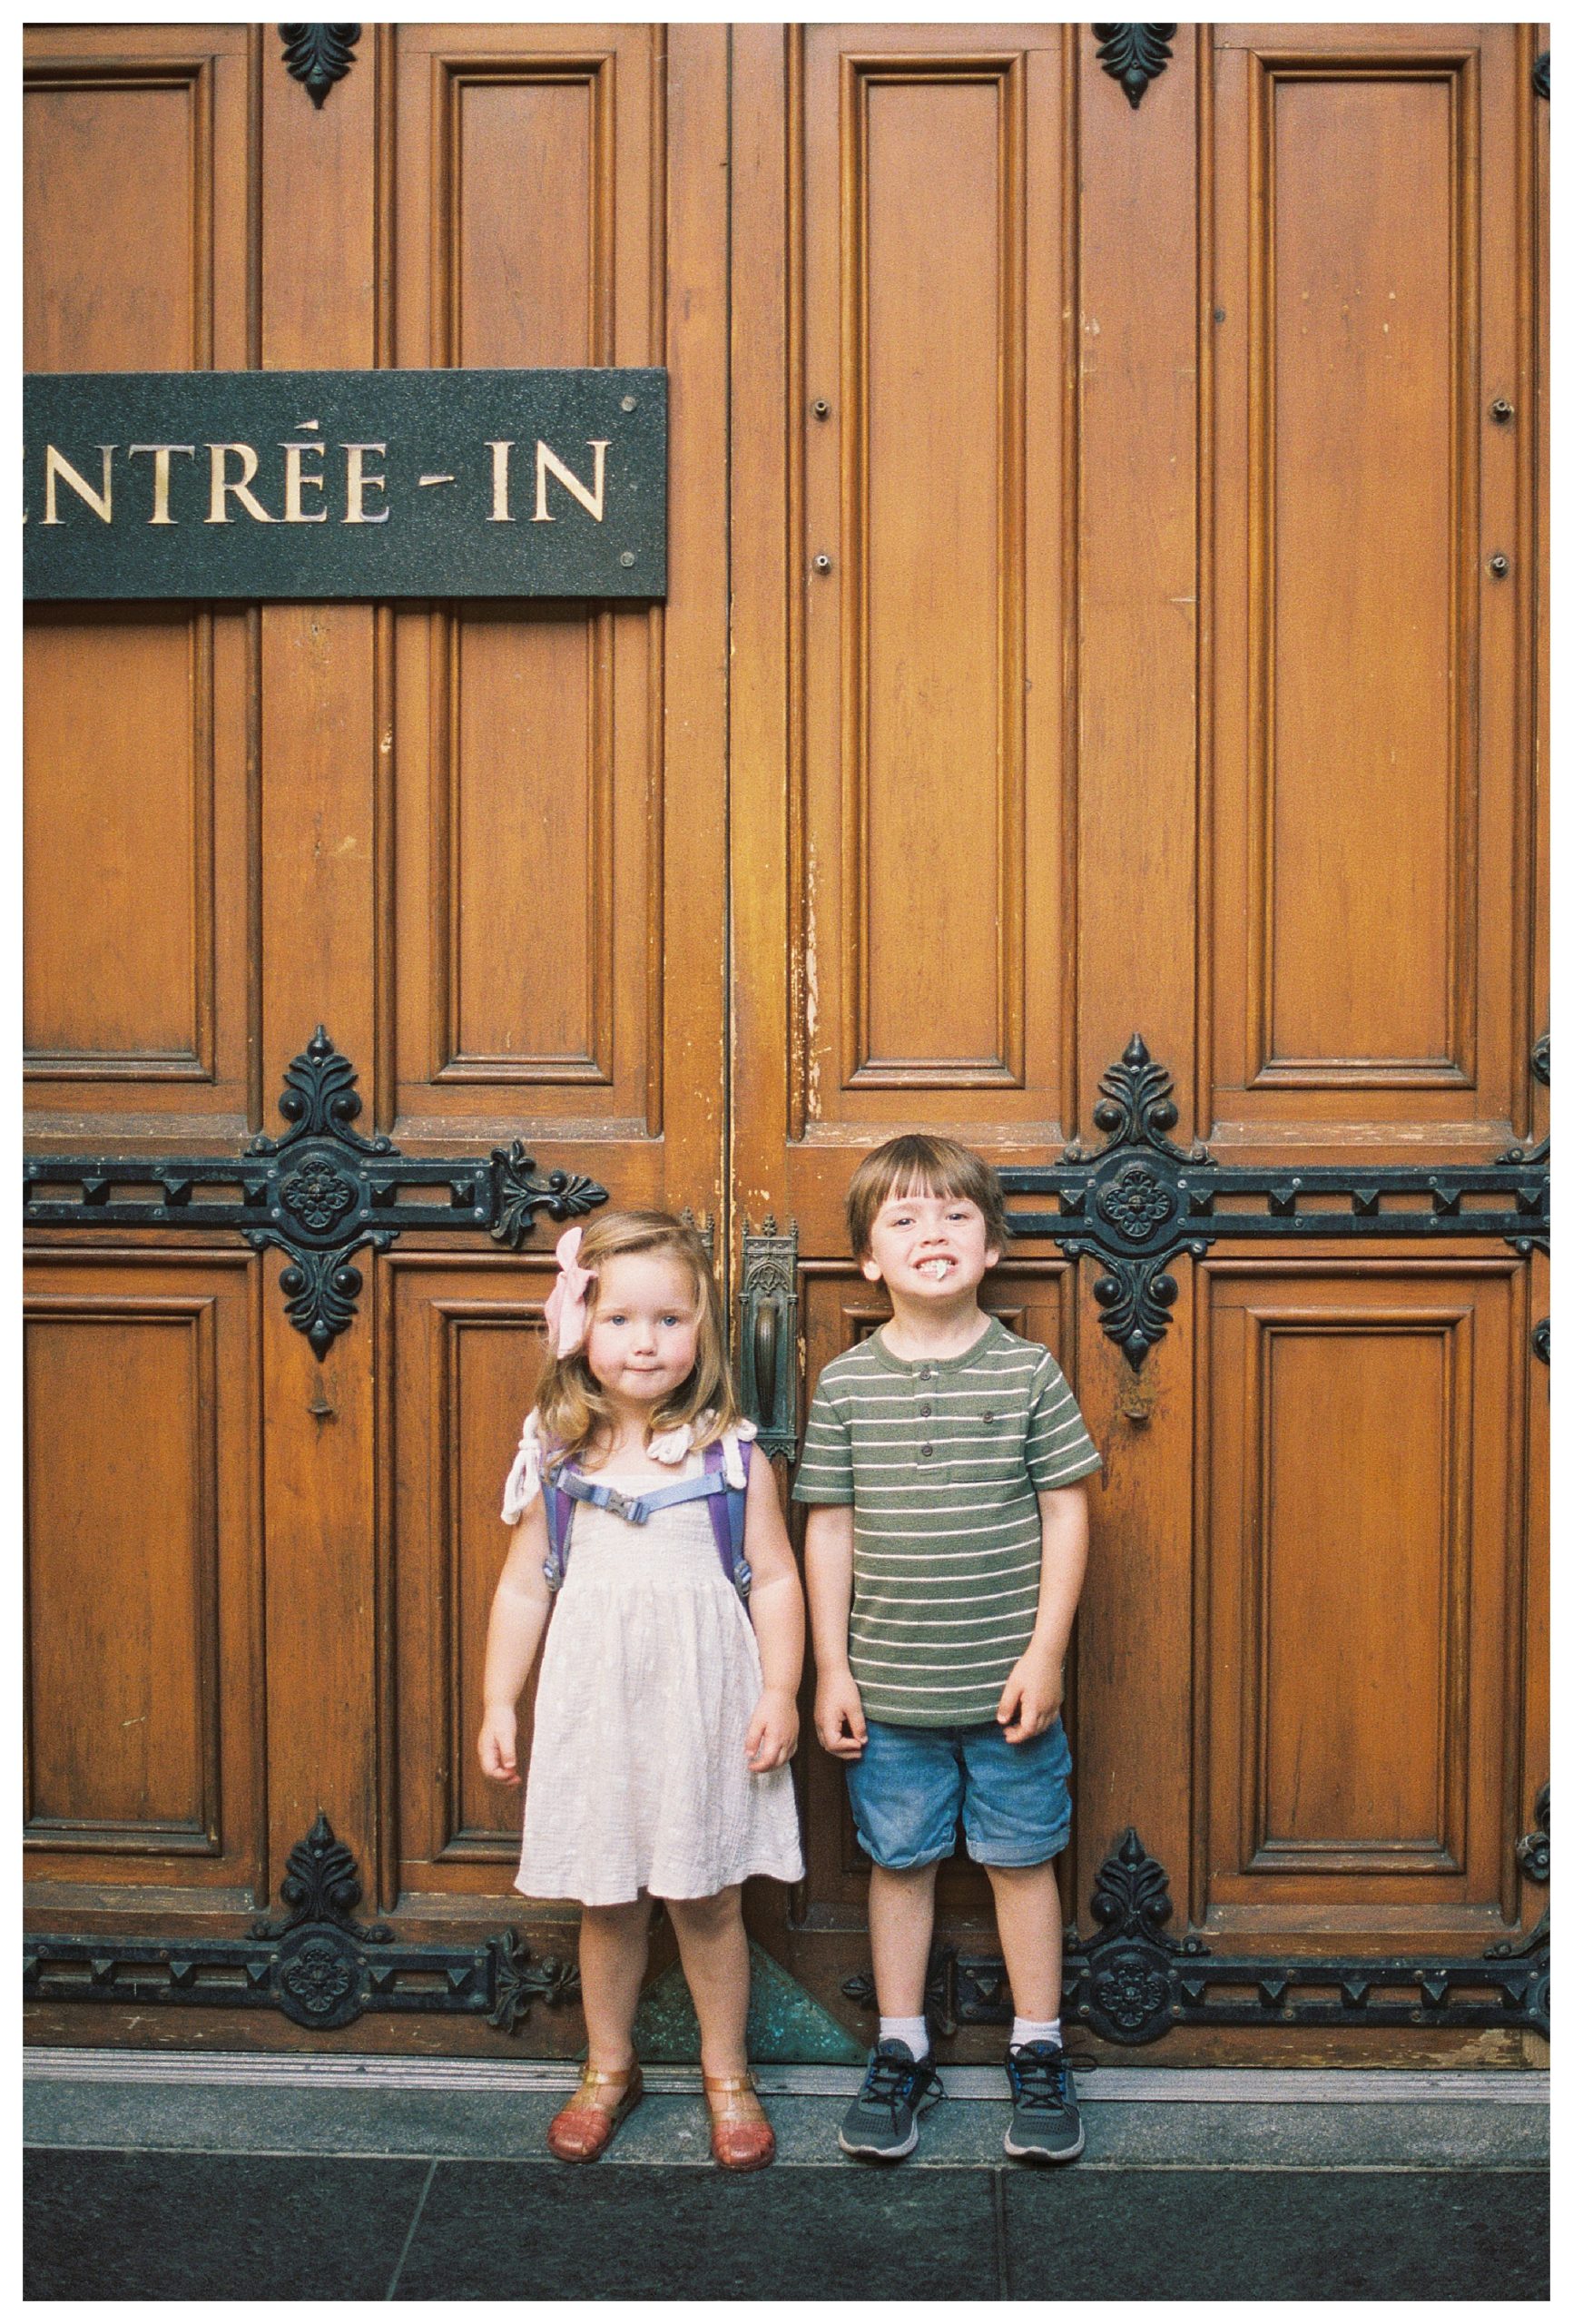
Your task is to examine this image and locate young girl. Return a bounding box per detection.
[478,1210,805,2171]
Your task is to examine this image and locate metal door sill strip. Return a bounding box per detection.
[22,2049,1548,2105]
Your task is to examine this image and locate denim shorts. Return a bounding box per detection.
[845,1716,1073,1871]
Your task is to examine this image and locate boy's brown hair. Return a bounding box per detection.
[845,1134,1010,1262]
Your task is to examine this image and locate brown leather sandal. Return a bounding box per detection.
[546,2062,644,2162]
[703,2070,775,2171]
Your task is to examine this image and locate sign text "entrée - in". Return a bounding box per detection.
[24,369,667,602]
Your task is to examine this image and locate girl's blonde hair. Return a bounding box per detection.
[534,1209,741,1462]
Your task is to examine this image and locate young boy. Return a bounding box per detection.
[796,1135,1101,2164]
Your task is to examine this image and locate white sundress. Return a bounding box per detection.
[515,1456,805,1908]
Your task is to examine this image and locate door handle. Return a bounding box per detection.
[740,1216,799,1458]
[753,1300,778,1423]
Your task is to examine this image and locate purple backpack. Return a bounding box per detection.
[539,1436,753,1600]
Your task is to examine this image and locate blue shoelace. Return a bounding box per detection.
[860,2046,942,2122]
[1006,2043,1075,2113]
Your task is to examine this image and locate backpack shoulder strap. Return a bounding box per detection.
[539,1447,575,1591]
[703,1436,753,1599]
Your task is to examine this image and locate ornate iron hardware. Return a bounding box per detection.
[24,1029,609,1358]
[1487,1783,1550,1967]
[843,1817,1549,2045]
[279,25,360,108]
[1500,1033,1549,1167]
[998,1034,1550,1369]
[1533,49,1548,101]
[24,1813,579,2035]
[1092,25,1178,109]
[740,1216,800,1459]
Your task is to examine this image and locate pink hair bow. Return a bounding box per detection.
[543,1226,595,1356]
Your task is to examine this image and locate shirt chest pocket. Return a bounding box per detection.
[939,1389,1030,1478]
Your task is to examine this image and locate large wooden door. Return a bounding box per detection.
[730,20,1548,2063]
[26,21,1547,2068]
[24,21,732,2054]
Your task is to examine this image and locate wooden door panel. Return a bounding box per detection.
[26,610,212,1075]
[392,600,652,1128]
[24,28,258,1136]
[1208,25,1532,1143]
[24,1251,264,1898]
[734,24,1070,1251]
[1201,1256,1522,1940]
[386,25,711,1213]
[387,1253,550,1915]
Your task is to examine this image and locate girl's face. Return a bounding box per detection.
[583,1249,702,1413]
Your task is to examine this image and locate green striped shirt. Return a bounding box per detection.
[792,1315,1101,1727]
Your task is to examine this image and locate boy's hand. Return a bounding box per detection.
[745,1685,799,1773]
[996,1651,1063,1745]
[477,1705,521,1786]
[815,1669,868,1758]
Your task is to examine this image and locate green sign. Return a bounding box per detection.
[24,369,666,601]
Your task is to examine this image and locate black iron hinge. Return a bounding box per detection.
[25,1029,609,1357]
[998,1034,1550,1370]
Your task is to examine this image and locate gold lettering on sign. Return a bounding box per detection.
[42,445,115,526]
[280,439,329,523]
[487,439,516,522]
[341,443,388,525]
[532,439,609,524]
[206,443,276,524]
[127,443,196,524]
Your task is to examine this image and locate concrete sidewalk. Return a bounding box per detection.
[25,2051,1550,2300]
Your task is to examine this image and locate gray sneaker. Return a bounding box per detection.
[837,2039,944,2161]
[1003,2041,1084,2162]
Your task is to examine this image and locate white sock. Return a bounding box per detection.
[1011,2015,1061,2051]
[879,2014,930,2060]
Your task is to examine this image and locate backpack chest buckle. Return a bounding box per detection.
[599,1487,650,1525]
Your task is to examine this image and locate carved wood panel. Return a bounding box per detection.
[24,1251,265,1897]
[385,25,726,1221]
[734,22,1072,1252]
[1208,27,1532,1142]
[24,29,258,1133]
[1199,1256,1523,1947]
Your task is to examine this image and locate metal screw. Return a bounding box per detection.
[1489,553,1509,577]
[812,552,832,574]
[621,395,636,411]
[812,399,831,419]
[620,550,635,567]
[1489,398,1515,424]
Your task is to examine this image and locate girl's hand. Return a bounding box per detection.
[745,1685,799,1773]
[996,1652,1063,1745]
[814,1669,867,1760]
[477,1704,521,1786]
